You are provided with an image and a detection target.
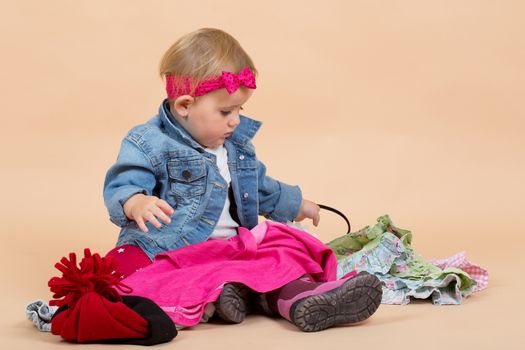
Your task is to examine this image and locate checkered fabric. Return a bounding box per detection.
[429,252,488,292]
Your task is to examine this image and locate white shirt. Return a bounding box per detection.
[204,144,239,240]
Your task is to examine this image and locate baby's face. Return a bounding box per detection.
[182,87,254,149]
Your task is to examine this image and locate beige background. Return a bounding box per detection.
[1,0,524,348]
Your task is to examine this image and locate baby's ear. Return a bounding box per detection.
[173,95,195,117]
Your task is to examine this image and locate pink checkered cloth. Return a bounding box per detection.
[429,251,488,292]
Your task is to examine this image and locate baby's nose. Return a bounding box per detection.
[228,114,240,127]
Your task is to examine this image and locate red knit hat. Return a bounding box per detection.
[48,248,176,344]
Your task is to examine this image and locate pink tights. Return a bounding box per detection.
[105,245,152,279]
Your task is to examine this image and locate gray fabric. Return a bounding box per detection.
[25,299,58,332]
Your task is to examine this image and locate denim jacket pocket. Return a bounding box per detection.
[167,158,207,198]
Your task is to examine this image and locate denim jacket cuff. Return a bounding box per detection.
[268,183,302,223]
[108,187,148,227]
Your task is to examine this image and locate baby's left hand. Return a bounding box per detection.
[293,199,321,227]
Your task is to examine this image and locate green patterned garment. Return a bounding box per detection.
[326,215,477,305]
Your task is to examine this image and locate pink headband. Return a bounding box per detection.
[165,66,257,99]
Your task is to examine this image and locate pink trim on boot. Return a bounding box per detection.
[277,270,358,321]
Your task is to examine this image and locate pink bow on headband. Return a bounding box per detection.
[220,67,257,94]
[165,67,257,99]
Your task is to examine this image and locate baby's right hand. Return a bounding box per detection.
[123,193,174,233]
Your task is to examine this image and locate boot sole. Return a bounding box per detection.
[290,272,383,332]
[215,283,251,323]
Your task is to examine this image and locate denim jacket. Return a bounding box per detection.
[103,99,303,259]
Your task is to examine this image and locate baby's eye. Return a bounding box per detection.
[220,107,244,116]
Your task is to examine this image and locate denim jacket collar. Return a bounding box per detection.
[159,99,262,151]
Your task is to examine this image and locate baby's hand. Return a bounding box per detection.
[293,199,321,227]
[123,193,174,233]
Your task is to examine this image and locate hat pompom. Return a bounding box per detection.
[48,248,131,308]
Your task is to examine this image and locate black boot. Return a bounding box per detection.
[214,283,252,323]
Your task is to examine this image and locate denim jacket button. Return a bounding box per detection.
[243,192,249,198]
[239,155,245,160]
[182,170,191,180]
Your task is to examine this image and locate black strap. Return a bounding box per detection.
[317,204,351,234]
[228,186,350,235]
[228,184,241,225]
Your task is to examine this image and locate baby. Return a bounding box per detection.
[103,28,381,332]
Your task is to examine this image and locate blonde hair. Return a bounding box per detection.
[159,28,258,99]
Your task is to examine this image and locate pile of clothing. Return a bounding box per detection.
[327,215,488,305]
